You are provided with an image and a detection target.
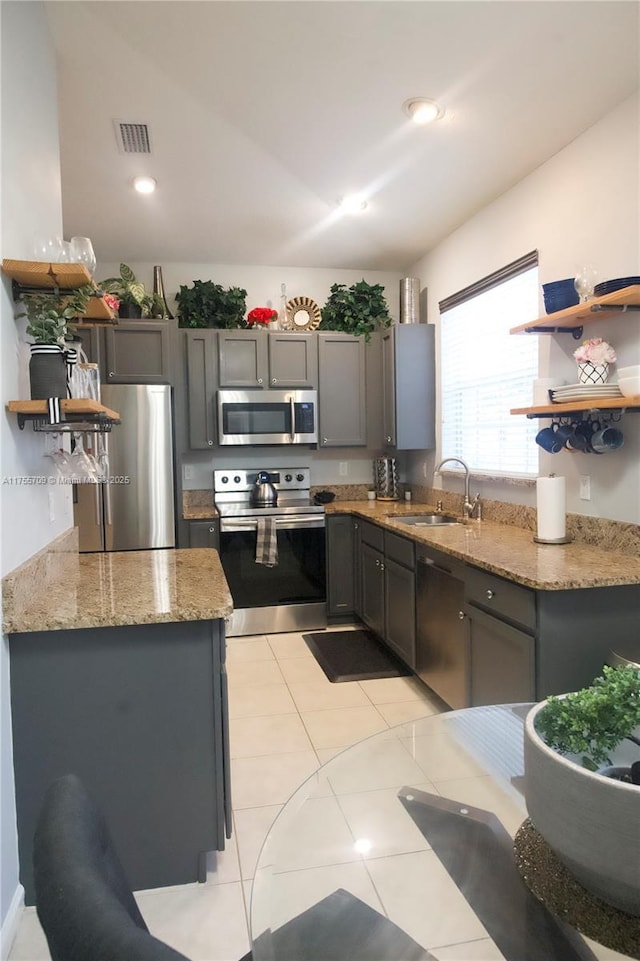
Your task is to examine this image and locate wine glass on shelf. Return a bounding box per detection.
[32,236,63,263]
[574,265,598,304]
[69,237,96,277]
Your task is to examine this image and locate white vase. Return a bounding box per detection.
[524,701,640,915]
[577,362,608,385]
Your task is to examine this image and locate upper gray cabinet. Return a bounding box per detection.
[70,321,172,385]
[218,330,318,388]
[317,332,366,447]
[381,324,435,449]
[185,330,217,448]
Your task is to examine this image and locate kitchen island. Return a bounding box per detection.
[3,536,233,904]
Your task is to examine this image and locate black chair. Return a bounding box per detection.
[33,774,191,961]
[33,774,433,961]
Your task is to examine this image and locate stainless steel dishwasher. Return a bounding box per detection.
[416,549,470,709]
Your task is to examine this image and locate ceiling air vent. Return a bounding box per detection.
[114,121,151,154]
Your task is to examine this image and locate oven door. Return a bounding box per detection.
[218,514,326,609]
[217,390,317,445]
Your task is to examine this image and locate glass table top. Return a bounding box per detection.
[249,704,634,961]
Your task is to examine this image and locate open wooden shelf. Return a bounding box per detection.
[2,259,117,323]
[511,395,640,418]
[7,399,121,431]
[510,285,640,335]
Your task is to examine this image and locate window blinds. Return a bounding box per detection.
[439,256,540,477]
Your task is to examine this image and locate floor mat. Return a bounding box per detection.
[302,629,412,683]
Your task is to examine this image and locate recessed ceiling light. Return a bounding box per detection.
[403,98,443,125]
[338,194,368,214]
[133,176,157,194]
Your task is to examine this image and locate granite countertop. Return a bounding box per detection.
[325,500,640,590]
[3,547,233,635]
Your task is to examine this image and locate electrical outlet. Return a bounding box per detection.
[579,475,591,501]
[183,464,194,482]
[48,489,55,522]
[423,461,428,478]
[339,462,348,476]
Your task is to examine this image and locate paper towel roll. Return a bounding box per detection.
[536,475,566,541]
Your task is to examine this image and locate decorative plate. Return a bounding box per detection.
[286,296,321,332]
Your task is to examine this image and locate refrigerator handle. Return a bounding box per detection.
[94,484,101,527]
[104,479,112,526]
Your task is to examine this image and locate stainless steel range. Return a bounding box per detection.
[214,467,327,637]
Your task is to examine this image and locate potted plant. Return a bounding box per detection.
[98,263,150,318]
[573,337,616,385]
[524,665,640,915]
[175,280,247,329]
[21,286,93,399]
[246,306,278,330]
[320,280,392,341]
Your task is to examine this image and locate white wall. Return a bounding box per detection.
[96,261,406,487]
[0,0,72,941]
[409,93,640,524]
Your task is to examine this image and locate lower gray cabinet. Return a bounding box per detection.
[9,618,231,905]
[188,519,219,550]
[384,557,416,668]
[467,606,535,705]
[326,515,356,615]
[360,541,385,637]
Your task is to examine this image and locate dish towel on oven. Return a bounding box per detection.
[256,517,278,567]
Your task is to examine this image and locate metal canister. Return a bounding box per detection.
[399,278,421,324]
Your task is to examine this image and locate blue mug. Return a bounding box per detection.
[536,425,563,453]
[591,426,624,453]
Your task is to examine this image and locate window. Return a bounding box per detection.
[439,252,539,477]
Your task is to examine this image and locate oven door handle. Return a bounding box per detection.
[220,514,325,533]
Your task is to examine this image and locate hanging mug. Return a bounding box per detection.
[591,424,624,454]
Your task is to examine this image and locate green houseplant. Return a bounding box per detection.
[98,263,151,318]
[524,665,640,915]
[320,280,392,341]
[20,286,93,398]
[175,280,247,329]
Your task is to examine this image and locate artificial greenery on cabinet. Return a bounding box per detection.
[320,280,392,341]
[175,280,247,329]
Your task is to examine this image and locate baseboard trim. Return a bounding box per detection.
[0,884,24,961]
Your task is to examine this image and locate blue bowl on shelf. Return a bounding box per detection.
[542,278,579,314]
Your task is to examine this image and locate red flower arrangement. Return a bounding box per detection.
[102,293,120,314]
[247,306,277,327]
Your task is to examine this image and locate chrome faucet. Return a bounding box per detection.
[434,457,480,519]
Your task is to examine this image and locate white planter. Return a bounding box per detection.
[524,701,640,916]
[577,361,609,385]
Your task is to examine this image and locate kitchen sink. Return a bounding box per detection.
[392,513,460,527]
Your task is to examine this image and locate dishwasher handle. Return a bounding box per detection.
[418,556,452,576]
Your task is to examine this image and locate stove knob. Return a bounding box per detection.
[221,476,229,484]
[285,474,292,483]
[234,475,241,484]
[296,473,304,482]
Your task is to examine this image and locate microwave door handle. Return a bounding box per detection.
[289,396,295,441]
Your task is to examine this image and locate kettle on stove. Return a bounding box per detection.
[251,470,278,508]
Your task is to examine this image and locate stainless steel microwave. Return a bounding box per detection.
[217,389,318,445]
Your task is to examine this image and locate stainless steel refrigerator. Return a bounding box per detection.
[74,384,176,552]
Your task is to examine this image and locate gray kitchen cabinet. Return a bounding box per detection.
[9,618,231,904]
[357,522,416,668]
[326,515,357,616]
[218,330,317,388]
[381,324,435,449]
[70,322,172,384]
[317,332,366,446]
[360,541,385,638]
[268,333,318,388]
[384,532,416,668]
[465,565,536,706]
[188,519,220,550]
[185,330,217,448]
[416,547,469,708]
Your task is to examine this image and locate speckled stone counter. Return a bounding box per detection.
[325,500,640,590]
[3,542,233,634]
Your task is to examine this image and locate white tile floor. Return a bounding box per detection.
[8,626,444,961]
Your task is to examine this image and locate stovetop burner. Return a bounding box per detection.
[213,467,324,517]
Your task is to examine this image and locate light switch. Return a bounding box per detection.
[579,475,591,500]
